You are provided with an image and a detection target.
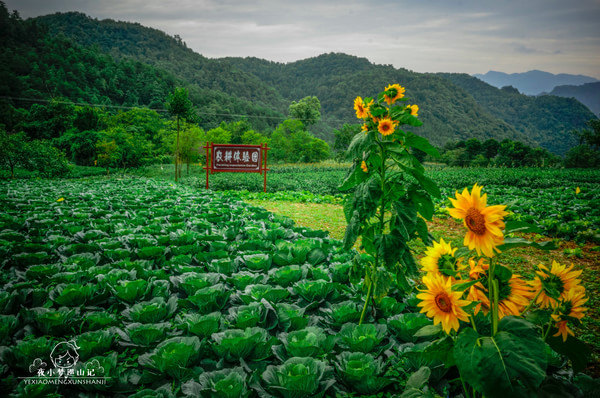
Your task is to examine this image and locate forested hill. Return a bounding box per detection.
[438,73,595,154]
[20,9,598,154]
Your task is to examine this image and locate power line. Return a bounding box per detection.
[0,95,356,125]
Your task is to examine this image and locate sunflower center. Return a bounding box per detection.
[542,274,564,298]
[437,254,456,275]
[465,207,486,235]
[434,292,452,313]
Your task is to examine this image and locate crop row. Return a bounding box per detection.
[169,165,600,243]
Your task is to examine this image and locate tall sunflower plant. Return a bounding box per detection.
[416,183,590,398]
[340,84,441,325]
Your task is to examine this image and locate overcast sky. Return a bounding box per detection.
[5,0,600,78]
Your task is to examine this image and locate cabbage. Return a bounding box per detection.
[269,265,304,287]
[260,357,335,398]
[338,323,388,353]
[388,313,432,343]
[49,283,97,306]
[171,273,222,297]
[117,322,171,347]
[243,253,272,272]
[111,279,150,303]
[293,280,336,303]
[177,312,222,339]
[184,367,250,398]
[227,302,267,329]
[211,327,271,361]
[186,284,230,313]
[335,351,393,394]
[123,297,178,323]
[227,271,267,290]
[320,300,361,328]
[277,326,336,359]
[240,284,290,304]
[75,329,115,359]
[275,303,309,332]
[138,336,202,380]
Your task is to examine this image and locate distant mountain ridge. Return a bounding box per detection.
[549,82,600,116]
[474,70,598,96]
[12,11,597,155]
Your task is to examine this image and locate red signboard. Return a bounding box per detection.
[212,144,261,172]
[203,143,270,192]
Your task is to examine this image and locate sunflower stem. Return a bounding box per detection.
[521,289,542,315]
[488,258,499,336]
[542,321,553,342]
[492,279,500,335]
[359,274,373,325]
[460,376,472,398]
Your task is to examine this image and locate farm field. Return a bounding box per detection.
[1,169,599,396]
[143,163,600,243]
[0,177,441,396]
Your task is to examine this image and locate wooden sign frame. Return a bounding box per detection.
[203,142,270,192]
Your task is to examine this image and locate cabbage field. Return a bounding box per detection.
[0,177,446,397]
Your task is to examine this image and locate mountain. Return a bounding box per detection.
[549,82,600,116]
[473,70,599,96]
[438,73,595,154]
[6,9,595,155]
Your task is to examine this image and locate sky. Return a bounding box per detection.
[5,0,600,78]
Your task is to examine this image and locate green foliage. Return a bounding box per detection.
[341,85,439,316]
[270,119,330,163]
[454,317,547,398]
[0,130,27,178]
[260,357,335,397]
[288,96,321,126]
[335,351,394,394]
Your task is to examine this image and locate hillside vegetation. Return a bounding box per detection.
[29,10,596,154]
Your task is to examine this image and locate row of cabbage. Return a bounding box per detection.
[0,178,442,397]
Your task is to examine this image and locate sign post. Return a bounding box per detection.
[203,143,270,192]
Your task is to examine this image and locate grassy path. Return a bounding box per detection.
[248,198,600,376]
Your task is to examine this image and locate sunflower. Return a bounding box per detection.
[447,183,508,257]
[420,238,460,276]
[531,260,583,308]
[360,161,368,173]
[466,260,532,318]
[466,258,489,314]
[497,273,533,318]
[383,84,406,105]
[361,123,369,134]
[377,117,398,136]
[416,273,470,334]
[354,96,372,119]
[407,104,419,116]
[552,287,588,342]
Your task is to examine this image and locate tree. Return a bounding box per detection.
[23,140,70,178]
[482,138,500,160]
[0,130,27,178]
[288,96,321,127]
[56,129,100,165]
[464,138,482,161]
[161,121,204,175]
[166,87,194,182]
[333,124,361,159]
[220,120,253,144]
[241,130,269,145]
[573,119,600,150]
